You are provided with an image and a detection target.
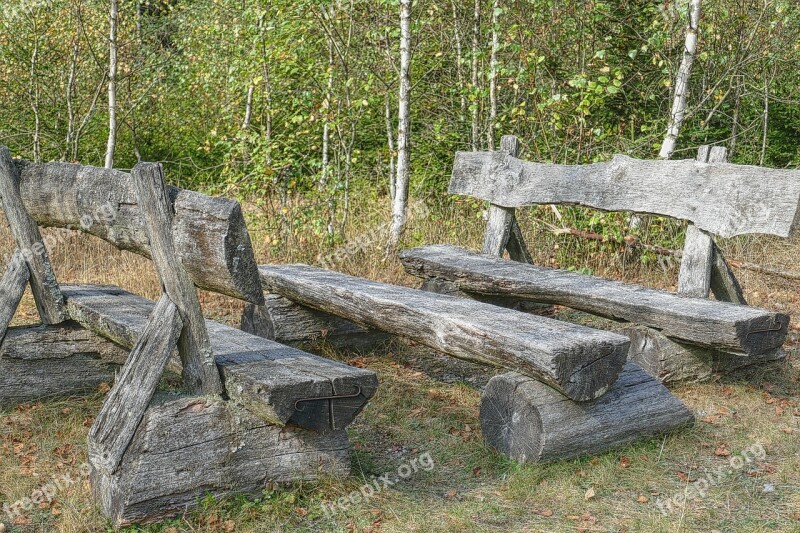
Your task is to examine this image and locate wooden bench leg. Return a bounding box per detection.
[242,295,391,352]
[91,394,351,526]
[622,325,784,385]
[481,362,694,463]
[0,323,126,409]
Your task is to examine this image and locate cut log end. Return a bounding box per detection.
[481,363,695,464]
[559,340,630,402]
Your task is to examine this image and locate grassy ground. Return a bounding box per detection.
[0,199,799,532]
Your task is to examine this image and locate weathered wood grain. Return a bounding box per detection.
[0,147,67,324]
[241,294,390,352]
[400,245,788,355]
[89,294,183,475]
[449,150,800,238]
[482,136,533,263]
[696,147,748,304]
[132,162,223,396]
[62,284,377,432]
[0,323,126,408]
[480,362,694,463]
[0,252,29,343]
[91,393,351,526]
[622,325,785,385]
[710,242,747,304]
[13,159,264,304]
[678,224,714,297]
[257,264,630,401]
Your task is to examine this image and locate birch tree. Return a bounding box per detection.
[105,0,119,168]
[659,0,701,159]
[388,0,412,251]
[470,0,481,151]
[487,0,500,150]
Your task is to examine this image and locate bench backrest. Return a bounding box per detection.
[450,140,800,239]
[15,160,263,304]
[448,135,800,304]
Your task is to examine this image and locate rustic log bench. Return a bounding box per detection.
[0,149,377,525]
[393,136,797,462]
[401,136,794,384]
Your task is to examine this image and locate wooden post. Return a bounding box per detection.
[131,162,224,396]
[482,136,532,263]
[678,146,746,304]
[0,252,30,343]
[89,294,183,474]
[0,147,67,324]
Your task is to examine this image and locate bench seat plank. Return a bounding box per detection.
[256,264,631,402]
[61,284,377,433]
[400,245,788,356]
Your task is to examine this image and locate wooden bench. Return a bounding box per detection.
[401,136,794,384]
[393,136,796,462]
[0,149,377,525]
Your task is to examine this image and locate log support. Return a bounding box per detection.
[480,362,694,463]
[0,323,126,409]
[91,394,351,526]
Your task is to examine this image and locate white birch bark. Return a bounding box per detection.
[487,0,500,150]
[104,0,119,169]
[470,0,481,151]
[659,0,702,159]
[388,0,412,251]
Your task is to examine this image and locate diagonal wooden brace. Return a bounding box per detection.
[131,162,224,396]
[0,147,66,324]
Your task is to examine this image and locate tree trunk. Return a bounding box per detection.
[470,0,481,151]
[388,0,412,251]
[487,0,500,150]
[451,0,466,123]
[320,20,334,191]
[659,0,701,159]
[105,0,119,169]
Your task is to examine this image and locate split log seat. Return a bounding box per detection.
[61,284,378,433]
[246,263,632,402]
[419,139,797,384]
[400,244,788,357]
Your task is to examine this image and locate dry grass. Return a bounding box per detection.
[0,199,799,533]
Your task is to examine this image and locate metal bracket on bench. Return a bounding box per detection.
[293,385,363,432]
[745,322,785,339]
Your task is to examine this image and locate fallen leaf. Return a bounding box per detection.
[677,471,697,482]
[97,382,111,394]
[472,466,482,476]
[445,489,457,499]
[584,486,596,500]
[789,513,800,520]
[224,519,236,531]
[576,469,588,478]
[619,456,631,468]
[637,495,649,503]
[782,427,794,434]
[590,458,600,465]
[537,509,554,517]
[715,445,731,457]
[701,415,721,425]
[165,528,178,533]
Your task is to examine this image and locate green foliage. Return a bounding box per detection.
[0,0,799,248]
